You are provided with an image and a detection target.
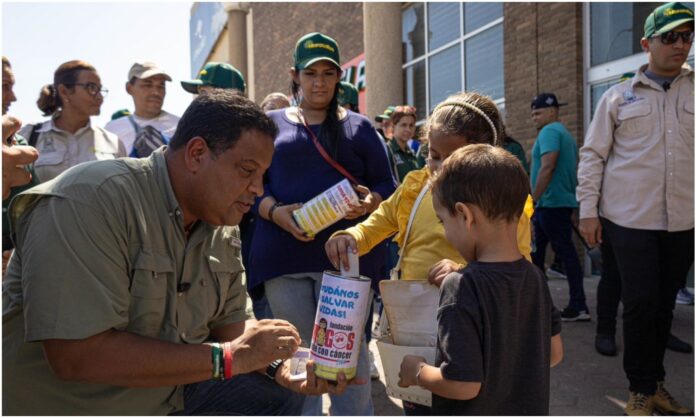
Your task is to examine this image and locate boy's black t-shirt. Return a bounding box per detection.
[433,258,561,416]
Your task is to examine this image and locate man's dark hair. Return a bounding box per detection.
[432,144,530,223]
[169,88,278,155]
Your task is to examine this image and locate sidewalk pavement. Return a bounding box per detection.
[323,275,694,415]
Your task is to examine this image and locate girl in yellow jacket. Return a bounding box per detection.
[325,91,533,284]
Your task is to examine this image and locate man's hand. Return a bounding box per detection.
[427,259,462,287]
[2,115,38,200]
[398,355,426,388]
[325,234,358,271]
[228,319,302,376]
[2,250,12,279]
[2,114,21,143]
[3,143,38,200]
[273,203,314,242]
[275,360,366,396]
[579,217,602,247]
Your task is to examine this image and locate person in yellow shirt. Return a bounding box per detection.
[326,91,532,283]
[325,91,532,415]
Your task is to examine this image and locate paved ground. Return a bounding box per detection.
[321,275,694,415]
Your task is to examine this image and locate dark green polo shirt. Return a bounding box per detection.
[387,139,422,183]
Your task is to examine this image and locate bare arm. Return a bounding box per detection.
[398,356,480,401]
[42,318,301,387]
[43,330,212,387]
[532,151,559,202]
[418,364,481,400]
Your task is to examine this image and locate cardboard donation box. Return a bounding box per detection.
[377,280,439,406]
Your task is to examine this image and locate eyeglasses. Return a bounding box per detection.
[654,30,694,45]
[71,82,109,97]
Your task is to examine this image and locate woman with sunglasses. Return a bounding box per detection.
[249,32,395,416]
[19,60,125,183]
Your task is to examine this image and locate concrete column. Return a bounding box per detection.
[363,3,403,121]
[224,2,250,84]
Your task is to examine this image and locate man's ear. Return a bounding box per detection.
[640,37,650,53]
[455,202,475,229]
[125,81,134,96]
[183,137,209,173]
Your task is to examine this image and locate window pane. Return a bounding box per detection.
[590,2,662,66]
[428,2,460,51]
[402,4,425,62]
[465,26,504,100]
[429,45,462,111]
[590,78,622,118]
[464,2,503,34]
[404,62,427,121]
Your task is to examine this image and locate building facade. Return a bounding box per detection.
[190,2,693,150]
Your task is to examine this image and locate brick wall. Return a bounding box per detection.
[251,2,364,104]
[504,2,584,152]
[504,3,588,270]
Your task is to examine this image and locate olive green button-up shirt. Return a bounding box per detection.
[2,148,253,415]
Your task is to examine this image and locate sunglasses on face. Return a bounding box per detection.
[654,30,694,45]
[71,82,109,97]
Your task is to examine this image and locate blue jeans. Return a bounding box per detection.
[174,372,304,415]
[265,273,374,416]
[532,207,588,311]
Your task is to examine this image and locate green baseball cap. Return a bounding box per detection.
[338,81,359,107]
[294,32,341,70]
[644,2,694,38]
[181,62,246,94]
[110,108,131,120]
[375,106,396,122]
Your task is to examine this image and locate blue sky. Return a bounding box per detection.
[3,2,195,127]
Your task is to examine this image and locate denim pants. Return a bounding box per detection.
[174,372,304,415]
[265,272,374,416]
[603,219,694,394]
[532,207,588,311]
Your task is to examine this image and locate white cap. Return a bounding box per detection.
[127,61,172,81]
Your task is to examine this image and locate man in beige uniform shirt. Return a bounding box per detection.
[3,90,354,415]
[577,3,694,415]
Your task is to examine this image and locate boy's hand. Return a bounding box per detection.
[428,259,463,287]
[398,355,426,388]
[325,234,358,271]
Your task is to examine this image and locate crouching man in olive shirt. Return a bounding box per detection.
[2,90,357,415]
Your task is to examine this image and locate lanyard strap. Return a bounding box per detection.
[299,109,361,186]
[391,182,431,279]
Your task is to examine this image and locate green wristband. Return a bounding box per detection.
[209,343,223,380]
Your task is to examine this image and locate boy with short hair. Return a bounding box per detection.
[398,144,563,415]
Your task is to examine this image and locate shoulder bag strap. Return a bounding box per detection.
[390,182,431,280]
[127,115,141,134]
[28,122,44,148]
[299,109,361,186]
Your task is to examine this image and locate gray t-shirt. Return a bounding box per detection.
[433,258,561,415]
